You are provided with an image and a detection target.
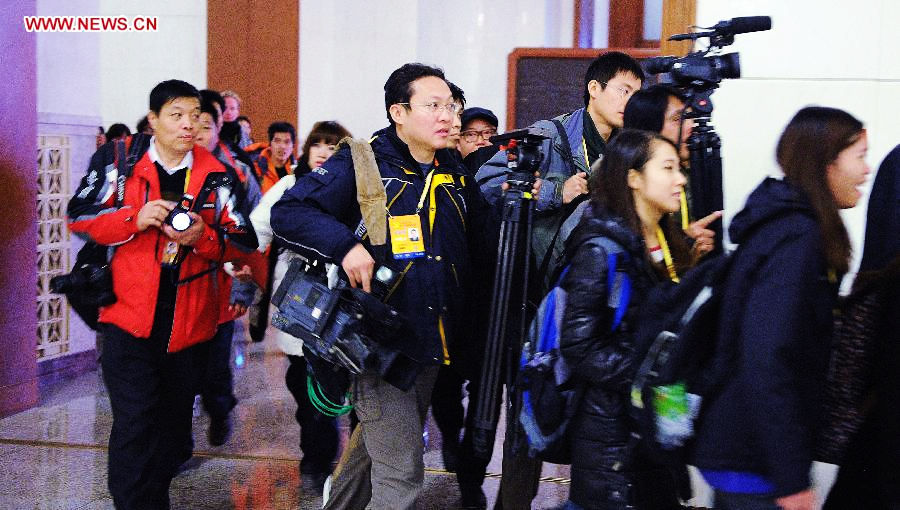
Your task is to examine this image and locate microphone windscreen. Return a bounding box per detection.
[728,16,772,34]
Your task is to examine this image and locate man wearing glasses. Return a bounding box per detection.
[457,107,499,159]
[473,51,644,509]
[271,63,508,510]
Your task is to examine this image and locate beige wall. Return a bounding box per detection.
[695,0,900,283]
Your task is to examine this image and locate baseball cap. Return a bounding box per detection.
[460,107,499,129]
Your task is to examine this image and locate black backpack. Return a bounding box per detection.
[50,135,150,329]
[628,251,747,466]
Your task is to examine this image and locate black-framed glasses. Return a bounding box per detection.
[460,128,498,143]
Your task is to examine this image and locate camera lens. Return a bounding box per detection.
[168,211,192,232]
[375,266,395,283]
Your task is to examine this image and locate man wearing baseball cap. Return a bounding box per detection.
[457,107,499,158]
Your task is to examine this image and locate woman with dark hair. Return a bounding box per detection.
[624,85,692,163]
[561,129,690,509]
[624,85,722,262]
[297,121,351,174]
[690,106,870,510]
[249,119,351,492]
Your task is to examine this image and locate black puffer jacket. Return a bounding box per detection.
[560,203,682,509]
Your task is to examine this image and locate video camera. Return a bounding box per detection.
[644,16,770,90]
[643,16,771,257]
[270,258,420,389]
[490,127,551,195]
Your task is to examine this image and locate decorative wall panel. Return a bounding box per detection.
[36,135,71,360]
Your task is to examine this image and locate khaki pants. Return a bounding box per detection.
[324,366,439,510]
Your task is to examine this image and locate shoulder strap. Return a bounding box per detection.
[114,140,127,207]
[590,237,631,331]
[112,133,151,207]
[551,119,575,176]
[533,120,586,281]
[339,137,388,246]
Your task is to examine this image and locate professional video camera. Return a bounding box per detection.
[643,16,771,255]
[489,127,551,193]
[644,16,771,89]
[270,257,420,389]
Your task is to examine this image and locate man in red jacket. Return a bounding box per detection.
[68,79,254,509]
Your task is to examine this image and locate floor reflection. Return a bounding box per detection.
[0,318,574,509]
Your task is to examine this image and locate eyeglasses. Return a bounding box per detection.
[601,82,634,100]
[398,102,461,115]
[460,128,498,143]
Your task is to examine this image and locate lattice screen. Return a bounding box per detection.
[36,135,71,360]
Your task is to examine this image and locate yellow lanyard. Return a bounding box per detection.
[656,225,680,283]
[679,189,689,230]
[581,137,590,168]
[183,168,191,193]
[414,168,436,213]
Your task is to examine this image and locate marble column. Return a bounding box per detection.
[0,1,39,417]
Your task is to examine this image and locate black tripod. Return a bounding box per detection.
[470,132,546,460]
[684,87,725,255]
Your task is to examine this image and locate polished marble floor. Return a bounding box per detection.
[0,319,574,509]
[0,318,842,509]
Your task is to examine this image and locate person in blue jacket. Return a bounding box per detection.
[270,63,506,510]
[690,106,871,510]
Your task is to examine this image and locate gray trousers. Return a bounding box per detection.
[324,365,439,510]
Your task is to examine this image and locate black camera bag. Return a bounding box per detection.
[55,135,150,329]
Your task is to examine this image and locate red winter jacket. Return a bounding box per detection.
[69,139,251,352]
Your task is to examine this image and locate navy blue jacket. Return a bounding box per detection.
[270,125,494,365]
[690,177,841,497]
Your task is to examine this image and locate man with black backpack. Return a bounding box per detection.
[68,79,257,509]
[477,51,645,294]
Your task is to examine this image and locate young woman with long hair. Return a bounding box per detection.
[690,106,870,510]
[561,129,691,509]
[249,120,352,492]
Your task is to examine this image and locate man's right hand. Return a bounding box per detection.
[775,489,816,510]
[136,199,175,231]
[341,243,375,293]
[562,172,588,204]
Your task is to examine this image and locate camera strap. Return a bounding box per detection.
[341,137,388,246]
[113,140,128,207]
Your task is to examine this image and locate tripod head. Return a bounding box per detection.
[490,127,550,197]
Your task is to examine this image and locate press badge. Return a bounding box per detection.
[388,214,425,259]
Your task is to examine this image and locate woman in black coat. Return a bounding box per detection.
[560,129,692,509]
[823,144,900,509]
[690,107,870,510]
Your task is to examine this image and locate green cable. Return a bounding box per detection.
[307,374,353,417]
